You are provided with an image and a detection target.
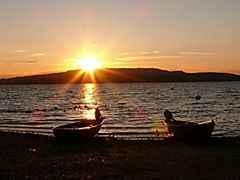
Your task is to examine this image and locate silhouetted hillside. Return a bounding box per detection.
[0,68,240,85]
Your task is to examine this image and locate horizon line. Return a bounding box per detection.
[1,67,240,80]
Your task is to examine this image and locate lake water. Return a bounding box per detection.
[0,82,240,138]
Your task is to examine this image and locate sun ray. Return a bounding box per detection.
[94,68,141,83]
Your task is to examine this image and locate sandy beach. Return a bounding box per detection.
[0,132,239,179]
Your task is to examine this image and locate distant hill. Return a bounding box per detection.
[0,68,240,85]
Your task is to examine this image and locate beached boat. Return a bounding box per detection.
[163,110,215,140]
[53,117,105,141]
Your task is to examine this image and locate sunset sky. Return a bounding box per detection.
[0,0,240,78]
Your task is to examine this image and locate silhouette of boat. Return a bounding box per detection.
[53,117,105,141]
[163,110,215,140]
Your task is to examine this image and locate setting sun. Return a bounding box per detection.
[79,56,101,72]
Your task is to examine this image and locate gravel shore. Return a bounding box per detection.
[0,132,239,179]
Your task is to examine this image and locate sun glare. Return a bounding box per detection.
[80,56,101,72]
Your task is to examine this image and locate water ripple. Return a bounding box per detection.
[0,82,240,137]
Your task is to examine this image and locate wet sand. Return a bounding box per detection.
[0,132,239,179]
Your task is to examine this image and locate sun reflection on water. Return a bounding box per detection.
[82,83,98,119]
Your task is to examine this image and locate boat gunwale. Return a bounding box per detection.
[53,124,101,131]
[52,121,103,131]
[163,120,214,127]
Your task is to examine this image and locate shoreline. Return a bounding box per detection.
[0,132,240,179]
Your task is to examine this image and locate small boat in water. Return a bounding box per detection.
[53,108,105,141]
[163,110,215,140]
[53,119,104,141]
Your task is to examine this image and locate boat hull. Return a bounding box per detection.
[164,120,215,140]
[53,121,102,142]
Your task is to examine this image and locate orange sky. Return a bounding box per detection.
[1,0,240,78]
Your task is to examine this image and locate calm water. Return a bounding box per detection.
[0,82,240,138]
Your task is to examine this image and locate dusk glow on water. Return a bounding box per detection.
[0,82,239,138]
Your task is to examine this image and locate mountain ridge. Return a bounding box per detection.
[0,68,240,84]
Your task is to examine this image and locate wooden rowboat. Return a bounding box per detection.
[163,110,215,140]
[163,120,215,140]
[53,117,104,141]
